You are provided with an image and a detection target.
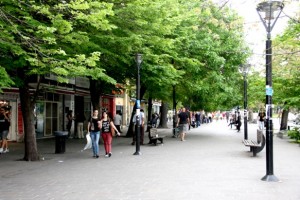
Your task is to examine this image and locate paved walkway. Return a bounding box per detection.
[1,120,300,200]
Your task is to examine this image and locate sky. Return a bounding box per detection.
[213,0,299,69]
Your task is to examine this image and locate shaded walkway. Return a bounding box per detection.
[0,120,299,200]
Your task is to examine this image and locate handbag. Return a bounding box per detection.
[111,127,116,136]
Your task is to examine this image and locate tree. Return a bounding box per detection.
[272,15,300,130]
[163,1,249,111]
[0,0,116,161]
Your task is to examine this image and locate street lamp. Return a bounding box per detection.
[256,0,284,182]
[134,53,142,155]
[239,64,250,140]
[172,85,176,137]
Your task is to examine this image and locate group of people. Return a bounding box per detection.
[130,109,160,146]
[87,109,121,158]
[0,102,10,154]
[175,108,218,141]
[70,106,268,158]
[228,111,242,132]
[188,111,229,126]
[227,108,266,132]
[67,109,123,158]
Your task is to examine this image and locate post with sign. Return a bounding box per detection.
[134,54,142,155]
[257,1,283,182]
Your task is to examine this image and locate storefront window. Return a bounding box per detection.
[35,102,59,137]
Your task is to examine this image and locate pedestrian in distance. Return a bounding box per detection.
[258,109,266,130]
[177,107,190,141]
[151,112,159,128]
[195,111,201,128]
[66,110,74,138]
[113,110,122,135]
[236,112,242,132]
[75,111,86,139]
[0,106,10,154]
[225,111,230,123]
[228,113,236,129]
[87,109,101,158]
[99,111,120,158]
[186,109,191,130]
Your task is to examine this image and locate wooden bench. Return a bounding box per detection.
[149,128,165,145]
[243,129,266,157]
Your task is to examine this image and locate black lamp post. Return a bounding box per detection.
[239,64,250,140]
[134,53,142,155]
[172,85,176,137]
[257,0,284,182]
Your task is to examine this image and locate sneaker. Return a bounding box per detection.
[105,154,110,158]
[3,149,9,153]
[108,152,112,157]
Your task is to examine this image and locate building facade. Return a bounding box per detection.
[0,75,131,142]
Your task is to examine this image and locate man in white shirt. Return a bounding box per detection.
[114,111,122,134]
[131,109,145,145]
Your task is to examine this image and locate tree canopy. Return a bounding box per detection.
[273,16,300,110]
[0,0,251,160]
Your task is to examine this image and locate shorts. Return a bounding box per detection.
[0,130,9,140]
[178,124,188,133]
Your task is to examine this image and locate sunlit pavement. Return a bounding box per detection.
[1,119,299,200]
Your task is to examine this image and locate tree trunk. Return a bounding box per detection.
[125,105,136,138]
[159,101,168,128]
[90,79,102,110]
[19,82,39,161]
[146,96,153,132]
[280,109,289,130]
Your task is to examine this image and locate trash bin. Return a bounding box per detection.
[54,131,68,154]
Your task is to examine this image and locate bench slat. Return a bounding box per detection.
[243,129,266,157]
[243,139,260,147]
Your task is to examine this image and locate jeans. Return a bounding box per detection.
[196,120,201,127]
[102,133,113,154]
[259,121,264,130]
[90,131,100,156]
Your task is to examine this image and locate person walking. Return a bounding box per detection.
[0,107,10,153]
[236,112,242,132]
[225,111,230,123]
[113,110,122,134]
[176,107,190,141]
[87,109,101,158]
[76,112,86,139]
[151,112,159,128]
[195,111,201,128]
[258,109,266,130]
[99,111,120,158]
[66,110,74,138]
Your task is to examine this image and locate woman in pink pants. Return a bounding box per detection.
[100,111,120,157]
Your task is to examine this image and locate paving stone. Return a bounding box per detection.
[0,121,299,200]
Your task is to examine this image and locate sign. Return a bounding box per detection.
[266,85,273,96]
[136,100,140,109]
